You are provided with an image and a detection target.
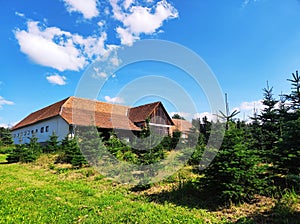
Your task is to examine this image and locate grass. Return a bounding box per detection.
[0,153,299,223]
[0,154,220,224]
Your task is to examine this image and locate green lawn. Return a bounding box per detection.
[0,154,299,224]
[0,155,220,224]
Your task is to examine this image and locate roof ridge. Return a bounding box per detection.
[64,96,130,108]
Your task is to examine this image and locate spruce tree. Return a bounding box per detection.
[202,122,268,203]
[44,132,60,153]
[0,127,13,146]
[257,83,279,163]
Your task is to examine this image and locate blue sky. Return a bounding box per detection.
[1,0,300,127]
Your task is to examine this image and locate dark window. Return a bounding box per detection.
[41,127,44,133]
[31,130,34,134]
[45,126,49,132]
[36,129,38,133]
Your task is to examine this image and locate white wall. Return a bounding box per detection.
[11,116,69,144]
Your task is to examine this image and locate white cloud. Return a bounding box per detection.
[194,112,218,122]
[170,112,191,120]
[104,96,124,104]
[46,74,67,85]
[97,21,105,27]
[15,21,107,71]
[110,0,178,45]
[116,27,139,46]
[243,0,260,7]
[239,100,265,111]
[63,0,99,19]
[92,67,108,79]
[124,0,134,9]
[15,12,25,18]
[0,96,14,109]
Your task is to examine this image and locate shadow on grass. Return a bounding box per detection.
[134,180,226,211]
[235,205,300,224]
[134,179,300,223]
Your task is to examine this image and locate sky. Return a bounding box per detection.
[1,0,300,127]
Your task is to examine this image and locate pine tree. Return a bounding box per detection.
[202,122,269,203]
[275,72,300,180]
[76,126,105,166]
[44,132,60,153]
[0,127,13,146]
[61,136,87,168]
[257,83,279,163]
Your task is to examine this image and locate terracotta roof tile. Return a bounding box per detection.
[61,97,139,131]
[11,97,69,130]
[12,96,140,131]
[128,102,161,123]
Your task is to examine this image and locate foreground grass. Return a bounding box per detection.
[0,154,220,224]
[0,154,299,223]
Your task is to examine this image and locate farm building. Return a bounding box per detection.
[11,96,179,144]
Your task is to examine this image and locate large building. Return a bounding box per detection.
[11,96,177,144]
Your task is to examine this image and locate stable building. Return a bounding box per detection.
[11,96,175,144]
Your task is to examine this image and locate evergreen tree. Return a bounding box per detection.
[275,72,300,180]
[202,122,269,203]
[172,113,185,120]
[61,136,87,167]
[285,70,300,110]
[257,83,279,163]
[44,132,60,153]
[6,136,40,163]
[0,127,13,146]
[76,126,105,166]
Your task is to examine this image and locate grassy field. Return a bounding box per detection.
[0,154,299,223]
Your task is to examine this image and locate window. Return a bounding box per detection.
[13,134,16,138]
[41,127,44,133]
[45,126,49,132]
[36,129,38,133]
[31,130,34,134]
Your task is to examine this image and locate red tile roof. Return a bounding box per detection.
[128,101,161,123]
[12,97,171,131]
[11,97,69,130]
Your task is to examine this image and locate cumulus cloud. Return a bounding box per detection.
[194,112,218,122]
[63,0,99,19]
[110,0,178,45]
[15,21,107,71]
[170,112,191,120]
[0,96,14,109]
[104,96,124,104]
[46,74,67,85]
[92,67,108,79]
[239,100,265,111]
[116,27,139,46]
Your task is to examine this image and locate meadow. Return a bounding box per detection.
[0,154,299,224]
